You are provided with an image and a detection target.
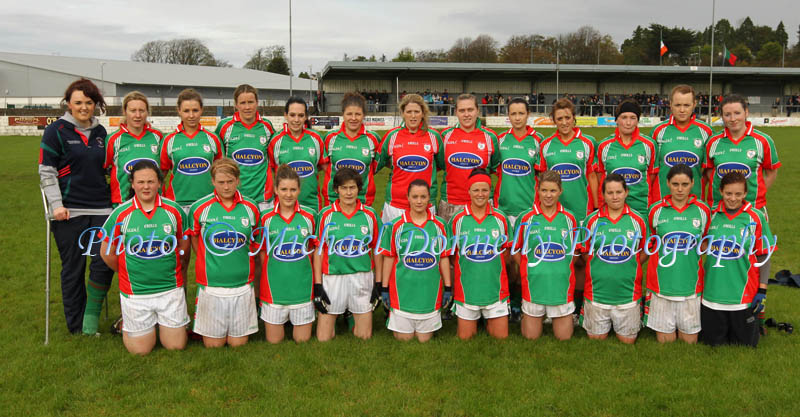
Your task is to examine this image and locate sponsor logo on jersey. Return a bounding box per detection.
[396,155,429,172]
[551,163,582,181]
[211,230,248,250]
[661,231,695,251]
[463,243,498,262]
[333,238,365,258]
[288,160,315,178]
[501,158,531,176]
[533,242,566,261]
[611,167,642,185]
[707,239,744,260]
[402,252,437,270]
[123,158,158,174]
[335,158,367,174]
[664,150,699,168]
[448,152,483,169]
[273,242,305,261]
[177,157,211,175]
[716,162,751,178]
[597,244,634,263]
[231,148,265,166]
[132,240,173,259]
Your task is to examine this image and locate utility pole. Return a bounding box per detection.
[708,0,715,123]
[289,0,293,96]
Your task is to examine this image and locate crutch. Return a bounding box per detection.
[40,186,52,345]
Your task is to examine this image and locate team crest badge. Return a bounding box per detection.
[747,149,756,159]
[300,228,308,236]
[637,155,645,164]
[478,142,486,150]
[309,148,316,156]
[362,148,370,156]
[576,151,584,159]
[561,229,569,239]
[242,218,249,227]
[626,230,635,240]
[529,149,536,158]
[151,144,158,154]
[692,218,701,228]
[694,139,703,148]
[203,144,211,153]
[491,229,500,239]
[260,136,267,145]
[424,144,432,152]
[163,224,172,234]
[361,225,369,235]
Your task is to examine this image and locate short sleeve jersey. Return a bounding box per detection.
[448,205,510,306]
[650,116,712,200]
[105,123,163,204]
[438,124,501,205]
[377,211,449,314]
[102,194,188,296]
[703,202,776,309]
[321,124,381,206]
[316,200,381,275]
[159,124,222,206]
[514,203,578,306]
[646,195,710,298]
[258,202,317,305]
[268,125,327,209]
[704,122,781,209]
[493,126,543,217]
[595,128,656,217]
[376,127,443,209]
[188,191,260,288]
[215,112,275,203]
[581,205,647,306]
[537,128,596,217]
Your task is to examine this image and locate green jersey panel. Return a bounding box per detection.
[493,127,542,217]
[215,113,275,202]
[159,125,222,206]
[317,201,381,275]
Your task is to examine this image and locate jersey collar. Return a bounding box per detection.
[714,200,751,220]
[333,199,363,218]
[599,204,631,223]
[213,190,244,211]
[555,128,580,145]
[282,123,308,142]
[402,208,435,228]
[132,193,163,219]
[668,115,696,133]
[454,118,482,130]
[613,127,642,149]
[177,123,203,139]
[663,194,696,212]
[464,203,493,223]
[273,200,302,222]
[723,121,754,144]
[533,201,564,222]
[509,126,535,141]
[337,123,366,140]
[119,123,150,140]
[233,112,262,130]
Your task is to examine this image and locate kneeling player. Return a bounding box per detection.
[514,170,578,341]
[378,180,452,342]
[188,159,261,348]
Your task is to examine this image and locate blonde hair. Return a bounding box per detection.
[399,93,430,131]
[121,91,150,124]
[211,158,240,179]
[538,170,563,190]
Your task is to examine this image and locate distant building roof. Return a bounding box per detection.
[0,51,316,90]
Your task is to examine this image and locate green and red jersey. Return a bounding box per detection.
[376,126,443,209]
[447,204,510,306]
[703,202,776,309]
[258,202,317,305]
[580,205,647,306]
[595,128,656,218]
[321,124,380,206]
[215,112,275,203]
[437,125,500,205]
[650,115,712,200]
[159,124,222,206]
[704,122,780,209]
[187,190,260,288]
[316,200,381,275]
[267,124,327,209]
[102,194,188,296]
[514,202,577,306]
[537,128,596,217]
[105,123,163,204]
[378,210,449,314]
[493,126,543,217]
[646,195,710,298]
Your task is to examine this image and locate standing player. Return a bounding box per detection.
[159,89,222,213]
[379,180,452,342]
[187,159,261,348]
[437,94,501,222]
[105,91,163,205]
[513,171,578,341]
[268,97,326,210]
[595,99,656,218]
[645,164,710,344]
[449,169,511,340]
[315,168,382,341]
[321,92,381,207]
[579,174,648,344]
[215,84,275,211]
[701,172,776,347]
[257,164,317,343]
[376,93,442,223]
[99,161,190,355]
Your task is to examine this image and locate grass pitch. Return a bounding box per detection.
[0,127,798,416]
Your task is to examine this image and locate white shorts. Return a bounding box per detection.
[581,301,641,337]
[381,202,436,224]
[387,309,442,334]
[507,215,518,230]
[522,300,575,318]
[180,205,191,215]
[644,291,701,335]
[259,301,315,326]
[323,271,374,315]
[455,300,510,321]
[436,200,464,223]
[193,285,259,338]
[258,200,275,213]
[120,287,190,338]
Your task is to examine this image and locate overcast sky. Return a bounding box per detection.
[1,0,797,73]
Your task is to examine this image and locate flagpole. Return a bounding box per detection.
[708,0,715,123]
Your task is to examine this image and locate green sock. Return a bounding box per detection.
[82,281,109,335]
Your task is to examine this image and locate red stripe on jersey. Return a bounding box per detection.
[190,198,217,286]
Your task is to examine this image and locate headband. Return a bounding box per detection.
[467,173,492,190]
[615,102,641,120]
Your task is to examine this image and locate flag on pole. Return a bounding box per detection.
[723,46,737,66]
[660,40,668,57]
